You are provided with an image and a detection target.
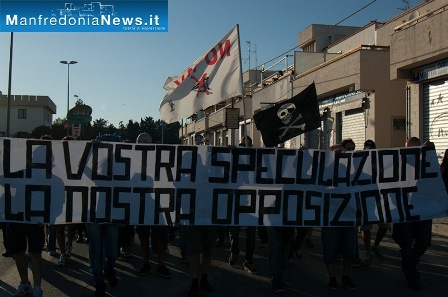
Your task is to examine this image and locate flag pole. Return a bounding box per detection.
[236,24,248,147]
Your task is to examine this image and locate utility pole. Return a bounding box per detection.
[246,41,250,69]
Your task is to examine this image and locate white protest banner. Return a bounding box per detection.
[159,25,243,124]
[0,138,447,226]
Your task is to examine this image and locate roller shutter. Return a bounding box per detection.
[341,108,365,150]
[423,79,448,162]
[306,129,320,149]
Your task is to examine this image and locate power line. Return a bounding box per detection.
[254,0,377,70]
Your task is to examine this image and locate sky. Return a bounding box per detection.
[0,0,419,127]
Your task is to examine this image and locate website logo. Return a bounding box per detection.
[0,0,168,32]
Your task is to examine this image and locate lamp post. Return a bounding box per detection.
[60,60,77,135]
[6,32,13,137]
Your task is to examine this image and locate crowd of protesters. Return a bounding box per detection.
[0,134,445,297]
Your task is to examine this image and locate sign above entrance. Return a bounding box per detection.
[225,108,240,129]
[412,59,448,82]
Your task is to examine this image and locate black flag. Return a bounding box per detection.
[253,82,320,147]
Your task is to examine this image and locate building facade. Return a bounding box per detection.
[180,0,448,158]
[0,93,56,137]
[178,69,275,146]
[388,1,448,161]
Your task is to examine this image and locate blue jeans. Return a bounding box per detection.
[229,226,256,263]
[267,227,293,287]
[85,223,119,284]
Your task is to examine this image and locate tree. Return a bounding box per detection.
[92,118,109,129]
[53,117,66,125]
[89,118,113,139]
[105,123,117,135]
[139,117,158,141]
[157,120,181,144]
[118,121,126,137]
[30,125,52,139]
[140,117,156,133]
[51,118,67,139]
[82,122,95,140]
[48,114,182,143]
[124,120,140,142]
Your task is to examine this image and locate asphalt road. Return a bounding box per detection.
[0,226,447,297]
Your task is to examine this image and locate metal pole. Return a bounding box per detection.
[66,64,70,136]
[162,122,164,144]
[67,64,70,115]
[181,119,184,144]
[246,41,250,78]
[240,30,248,147]
[6,32,13,137]
[60,60,77,136]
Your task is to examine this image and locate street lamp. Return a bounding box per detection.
[6,32,13,137]
[60,60,77,135]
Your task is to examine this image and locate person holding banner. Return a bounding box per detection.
[134,132,172,279]
[4,222,45,297]
[322,139,357,291]
[55,136,78,267]
[186,225,217,297]
[392,137,433,290]
[357,140,389,262]
[3,135,51,297]
[228,136,257,274]
[85,136,122,297]
[187,138,217,297]
[86,220,119,296]
[266,226,294,294]
[40,135,57,258]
